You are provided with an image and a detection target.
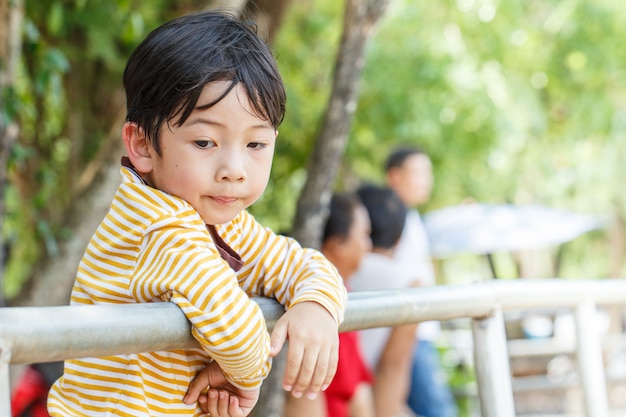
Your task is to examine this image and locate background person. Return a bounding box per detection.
[284,192,375,417]
[350,184,418,417]
[385,146,457,417]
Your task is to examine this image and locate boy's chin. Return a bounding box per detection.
[202,209,242,226]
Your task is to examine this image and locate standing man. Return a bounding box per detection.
[385,146,457,417]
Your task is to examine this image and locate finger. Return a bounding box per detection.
[291,348,318,397]
[269,319,288,357]
[218,390,231,417]
[198,394,208,413]
[228,394,244,417]
[206,389,220,417]
[183,368,211,404]
[282,343,305,394]
[305,348,330,397]
[323,341,339,390]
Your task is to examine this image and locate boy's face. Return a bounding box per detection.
[145,82,277,225]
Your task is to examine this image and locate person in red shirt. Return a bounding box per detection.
[322,193,375,417]
[284,192,374,417]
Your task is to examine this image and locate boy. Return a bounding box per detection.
[47,11,346,417]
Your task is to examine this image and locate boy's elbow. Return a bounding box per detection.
[211,330,272,390]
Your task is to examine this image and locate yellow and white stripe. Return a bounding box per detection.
[48,166,346,416]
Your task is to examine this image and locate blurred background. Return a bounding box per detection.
[3,0,624,307]
[2,1,626,416]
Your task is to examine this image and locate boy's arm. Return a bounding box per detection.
[131,224,271,390]
[230,211,347,322]
[224,211,348,398]
[270,301,340,398]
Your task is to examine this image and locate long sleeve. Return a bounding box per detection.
[49,169,271,415]
[216,211,347,325]
[49,166,343,415]
[131,220,270,389]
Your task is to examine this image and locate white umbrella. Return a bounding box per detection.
[423,203,607,259]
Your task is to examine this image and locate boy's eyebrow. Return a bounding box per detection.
[186,116,273,130]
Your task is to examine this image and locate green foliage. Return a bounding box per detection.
[4,0,195,297]
[6,0,626,298]
[262,0,626,279]
[249,0,344,232]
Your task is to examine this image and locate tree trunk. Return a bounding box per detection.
[257,1,391,417]
[242,0,291,43]
[292,0,391,249]
[0,0,23,306]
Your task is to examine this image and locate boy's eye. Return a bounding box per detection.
[248,142,266,150]
[194,139,214,149]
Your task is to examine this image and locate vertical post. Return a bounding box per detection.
[575,299,609,417]
[472,308,515,417]
[0,341,12,417]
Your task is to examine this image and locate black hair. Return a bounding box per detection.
[123,11,286,154]
[322,193,363,244]
[356,184,406,249]
[384,146,427,172]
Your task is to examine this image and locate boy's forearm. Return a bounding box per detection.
[237,215,346,323]
[172,292,271,389]
[282,249,347,323]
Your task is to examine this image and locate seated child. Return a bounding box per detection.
[284,193,375,417]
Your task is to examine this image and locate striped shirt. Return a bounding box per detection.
[48,166,346,416]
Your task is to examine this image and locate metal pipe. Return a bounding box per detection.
[2,280,626,364]
[493,278,626,309]
[1,278,626,415]
[576,299,609,417]
[0,285,497,365]
[0,339,10,417]
[472,308,516,417]
[0,298,286,364]
[342,284,494,331]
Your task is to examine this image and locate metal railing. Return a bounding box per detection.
[2,278,626,417]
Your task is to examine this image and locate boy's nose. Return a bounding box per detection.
[216,152,246,182]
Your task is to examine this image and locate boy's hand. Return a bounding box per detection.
[184,361,260,416]
[270,301,339,399]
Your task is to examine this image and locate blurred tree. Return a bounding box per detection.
[8,0,626,307]
[10,1,186,305]
[344,0,626,278]
[0,0,24,306]
[291,0,390,248]
[255,0,391,415]
[243,0,291,42]
[3,0,626,414]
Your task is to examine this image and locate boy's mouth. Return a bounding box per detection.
[211,196,238,204]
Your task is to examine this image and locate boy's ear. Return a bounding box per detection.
[122,122,153,174]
